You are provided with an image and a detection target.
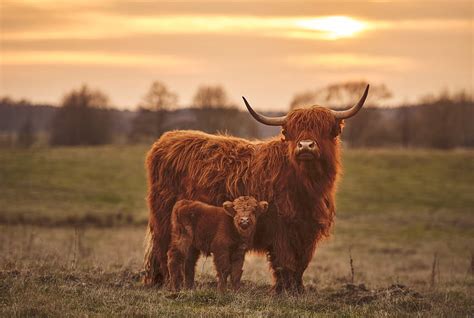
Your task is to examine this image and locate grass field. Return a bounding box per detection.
[1,145,473,316]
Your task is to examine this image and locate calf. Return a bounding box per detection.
[167,196,268,291]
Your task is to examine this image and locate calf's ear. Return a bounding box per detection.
[258,201,269,215]
[223,201,235,217]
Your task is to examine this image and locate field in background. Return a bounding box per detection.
[1,145,473,224]
[1,146,473,316]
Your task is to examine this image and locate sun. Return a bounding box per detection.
[296,16,367,40]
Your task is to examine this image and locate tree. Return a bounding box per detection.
[141,81,178,111]
[289,81,393,147]
[17,116,36,148]
[290,80,392,110]
[317,80,391,108]
[50,85,115,146]
[289,91,318,110]
[398,106,411,147]
[192,85,230,109]
[191,85,245,134]
[412,89,474,149]
[129,81,178,142]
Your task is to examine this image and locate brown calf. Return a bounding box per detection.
[167,196,268,291]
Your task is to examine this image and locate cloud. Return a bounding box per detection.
[2,4,471,44]
[287,54,415,72]
[1,50,201,71]
[10,0,470,21]
[1,0,471,109]
[1,13,371,41]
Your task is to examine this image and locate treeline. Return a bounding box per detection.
[0,81,472,149]
[290,81,473,149]
[128,82,259,143]
[342,101,473,148]
[0,83,262,147]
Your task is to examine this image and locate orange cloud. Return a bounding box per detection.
[1,50,200,69]
[1,14,371,41]
[287,54,415,71]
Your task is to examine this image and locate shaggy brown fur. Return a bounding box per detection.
[144,106,342,293]
[167,197,268,292]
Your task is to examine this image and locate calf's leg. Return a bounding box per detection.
[213,251,231,292]
[230,249,246,290]
[184,247,200,289]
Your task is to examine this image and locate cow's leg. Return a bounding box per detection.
[145,226,171,287]
[167,246,185,291]
[157,221,172,285]
[267,249,283,294]
[144,220,165,287]
[144,192,175,287]
[294,220,322,293]
[280,243,316,294]
[267,248,296,294]
[184,247,200,289]
[293,250,313,293]
[266,229,300,294]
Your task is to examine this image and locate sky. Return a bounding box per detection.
[0,0,472,111]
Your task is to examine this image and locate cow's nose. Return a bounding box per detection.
[297,140,316,150]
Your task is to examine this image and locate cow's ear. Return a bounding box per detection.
[281,127,293,141]
[331,119,344,138]
[258,201,269,216]
[223,201,235,217]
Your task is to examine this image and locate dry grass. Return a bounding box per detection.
[1,215,472,317]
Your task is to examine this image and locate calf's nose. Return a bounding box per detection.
[239,222,250,230]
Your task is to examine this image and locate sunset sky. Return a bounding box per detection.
[0,0,472,110]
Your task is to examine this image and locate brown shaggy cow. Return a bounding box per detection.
[144,85,369,293]
[167,196,268,291]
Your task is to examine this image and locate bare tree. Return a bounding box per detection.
[413,89,474,149]
[192,85,230,109]
[141,81,178,111]
[129,81,178,142]
[50,85,115,146]
[317,80,392,108]
[289,91,318,110]
[191,85,244,134]
[290,80,392,110]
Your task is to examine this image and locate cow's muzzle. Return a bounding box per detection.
[296,140,319,161]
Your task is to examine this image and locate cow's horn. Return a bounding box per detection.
[242,96,286,126]
[331,84,370,119]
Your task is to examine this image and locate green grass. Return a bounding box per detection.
[338,148,474,214]
[0,145,148,224]
[0,145,473,316]
[1,146,473,224]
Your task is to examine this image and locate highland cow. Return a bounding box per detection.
[144,85,369,293]
[167,196,268,291]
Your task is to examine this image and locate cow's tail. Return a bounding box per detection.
[143,222,154,285]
